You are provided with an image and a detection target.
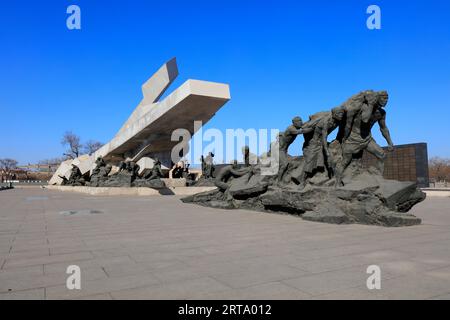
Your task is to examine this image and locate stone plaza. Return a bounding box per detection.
[1,186,449,300]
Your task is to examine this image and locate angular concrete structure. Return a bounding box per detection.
[49,58,230,185]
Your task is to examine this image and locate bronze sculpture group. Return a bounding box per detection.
[183,90,426,227]
[61,157,165,188]
[272,90,393,188]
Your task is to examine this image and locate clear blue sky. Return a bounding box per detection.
[1,0,449,164]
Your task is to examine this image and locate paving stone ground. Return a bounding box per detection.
[0,187,449,300]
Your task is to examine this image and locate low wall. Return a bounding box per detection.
[422,189,450,197]
[46,185,216,196]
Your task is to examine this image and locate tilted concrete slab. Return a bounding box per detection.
[72,154,94,175]
[96,79,230,162]
[48,159,73,185]
[50,58,230,185]
[94,78,230,163]
[117,57,179,135]
[136,157,170,175]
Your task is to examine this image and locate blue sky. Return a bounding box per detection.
[0,0,449,164]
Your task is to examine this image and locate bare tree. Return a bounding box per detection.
[0,158,18,182]
[37,157,67,173]
[0,158,18,170]
[38,157,67,165]
[429,157,450,182]
[83,140,103,155]
[61,131,82,159]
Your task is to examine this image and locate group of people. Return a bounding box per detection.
[276,90,394,187]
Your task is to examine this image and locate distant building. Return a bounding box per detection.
[362,143,429,188]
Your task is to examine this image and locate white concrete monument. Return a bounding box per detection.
[49,58,230,185]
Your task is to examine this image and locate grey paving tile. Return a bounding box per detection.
[281,266,394,296]
[0,265,44,279]
[211,265,307,289]
[429,293,450,300]
[45,272,160,300]
[310,287,386,300]
[43,255,134,274]
[2,248,50,261]
[190,282,311,300]
[0,265,107,293]
[3,252,94,269]
[110,277,231,300]
[358,274,450,300]
[0,272,65,293]
[75,293,113,300]
[0,288,45,300]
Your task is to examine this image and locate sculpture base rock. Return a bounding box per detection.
[182,172,425,227]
